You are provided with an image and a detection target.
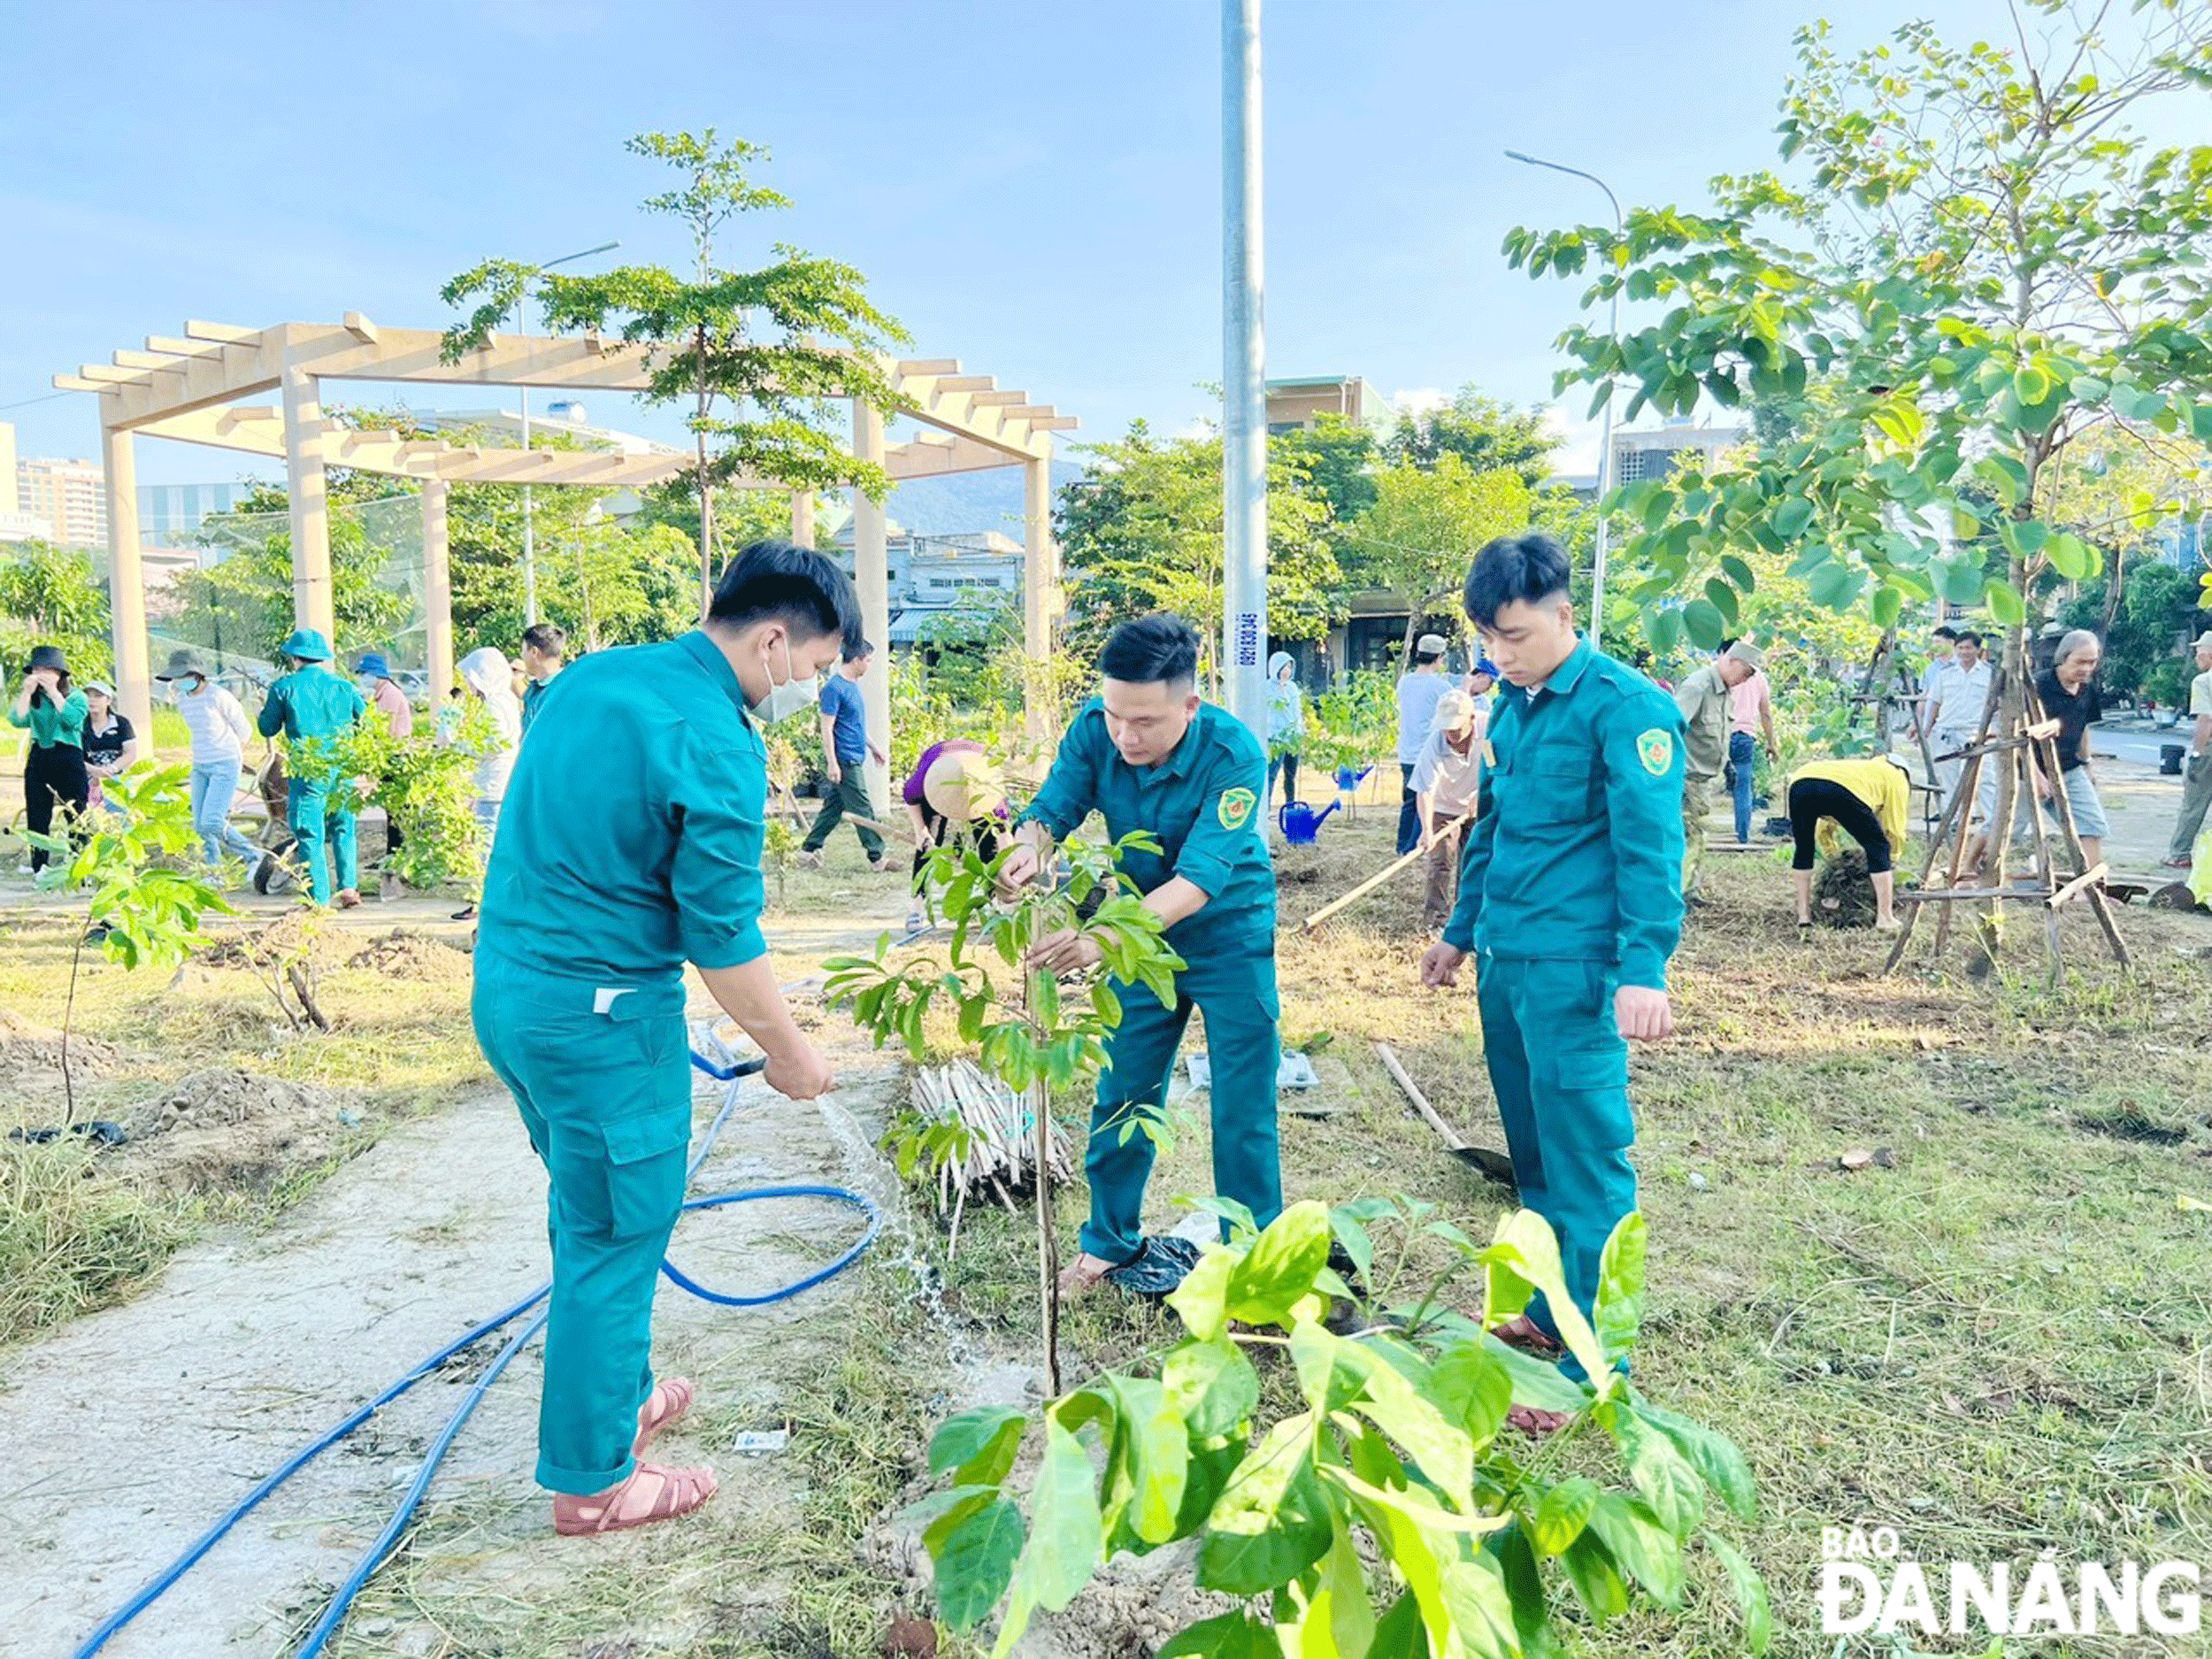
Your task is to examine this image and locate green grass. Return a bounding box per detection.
[9,810,2212,1655]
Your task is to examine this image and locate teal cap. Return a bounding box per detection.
[280,627,333,662]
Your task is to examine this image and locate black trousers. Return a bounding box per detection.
[24,744,90,872]
[1396,763,1422,855]
[911,805,1002,891]
[1788,777,1893,873]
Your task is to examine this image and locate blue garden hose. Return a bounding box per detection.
[76,1043,880,1659]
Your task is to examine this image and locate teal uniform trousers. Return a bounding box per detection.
[1443,638,1686,1380]
[1086,963,1281,1263]
[472,962,693,1494]
[283,780,357,905]
[257,664,367,906]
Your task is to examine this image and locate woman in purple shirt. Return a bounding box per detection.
[901,740,1005,929]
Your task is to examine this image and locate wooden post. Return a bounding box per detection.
[851,400,892,815]
[790,488,815,548]
[421,478,453,700]
[1022,446,1057,735]
[102,422,154,751]
[1026,965,1062,1397]
[280,359,334,641]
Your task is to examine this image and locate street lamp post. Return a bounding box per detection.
[518,240,619,626]
[1506,150,1622,654]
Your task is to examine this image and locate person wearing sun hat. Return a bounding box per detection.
[156,648,272,881]
[256,626,369,907]
[10,644,91,876]
[899,738,1007,930]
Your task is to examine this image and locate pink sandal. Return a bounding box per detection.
[553,1462,718,1537]
[633,1377,696,1458]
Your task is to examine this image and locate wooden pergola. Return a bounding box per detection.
[58,315,1073,773]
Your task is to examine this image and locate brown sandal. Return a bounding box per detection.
[1488,1313,1565,1360]
[633,1377,695,1459]
[553,1462,718,1537]
[1056,1251,1131,1298]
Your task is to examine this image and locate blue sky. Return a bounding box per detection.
[0,0,2183,487]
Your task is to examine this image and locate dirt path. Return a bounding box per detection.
[0,910,919,1659]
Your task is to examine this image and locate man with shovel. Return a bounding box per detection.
[1419,532,1685,1435]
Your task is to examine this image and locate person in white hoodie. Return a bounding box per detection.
[154,649,273,883]
[450,647,523,920]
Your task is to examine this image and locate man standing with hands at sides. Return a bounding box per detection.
[1420,534,1685,1437]
[1395,633,1453,854]
[799,639,890,872]
[998,615,1282,1297]
[472,541,847,1537]
[518,623,566,739]
[1673,640,1764,893]
[2162,631,2212,869]
[1924,629,1992,812]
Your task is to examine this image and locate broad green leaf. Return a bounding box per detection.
[1494,1524,1568,1658]
[930,1404,1027,1483]
[1997,518,2048,559]
[1985,578,2025,626]
[1935,557,1986,604]
[1680,598,1726,650]
[1718,553,1755,591]
[935,1498,1025,1631]
[1586,1494,1686,1609]
[2013,361,2054,405]
[1701,578,1740,627]
[1282,1517,1377,1659]
[1870,583,1903,630]
[1532,1476,1601,1556]
[1593,1212,1647,1364]
[1562,1532,1630,1622]
[1368,1592,1426,1658]
[1196,1413,1333,1594]
[2110,382,2167,423]
[1351,1352,1476,1509]
[1427,1339,1513,1449]
[1288,1321,1368,1417]
[1646,607,1684,654]
[1806,562,1864,611]
[1225,1200,1332,1327]
[1486,1210,1611,1392]
[1703,1529,1773,1655]
[1440,1558,1521,1659]
[1176,1436,1244,1536]
[1022,1422,1102,1612]
[1613,1406,1706,1536]
[1157,1612,1275,1658]
[1770,496,1813,539]
[1162,1338,1261,1440]
[1167,1248,1235,1340]
[1640,487,1676,532]
[1326,1206,1375,1284]
[1104,1375,1188,1544]
[1631,1397,1759,1522]
[2047,532,2095,580]
[905,1482,998,1553]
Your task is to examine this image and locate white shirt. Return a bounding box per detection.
[174,680,250,764]
[1932,659,1993,736]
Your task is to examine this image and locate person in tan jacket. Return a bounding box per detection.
[1411,687,1486,933]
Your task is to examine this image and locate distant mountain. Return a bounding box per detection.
[883,460,1085,538]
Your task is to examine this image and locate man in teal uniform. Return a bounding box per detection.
[256,628,368,909]
[1000,614,1282,1294]
[1419,533,1685,1435]
[472,540,846,1536]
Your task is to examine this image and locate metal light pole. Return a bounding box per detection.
[1506,150,1621,653]
[518,240,618,625]
[1222,0,1268,736]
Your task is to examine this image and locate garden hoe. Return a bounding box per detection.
[1374,1041,1516,1191]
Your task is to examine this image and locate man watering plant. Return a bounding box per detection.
[999,613,1282,1297]
[1419,532,1685,1436]
[472,539,846,1536]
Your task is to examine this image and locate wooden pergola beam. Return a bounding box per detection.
[183,320,260,344]
[342,311,380,344]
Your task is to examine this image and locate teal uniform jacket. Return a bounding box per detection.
[473,629,772,1495]
[1018,698,1276,980]
[257,665,367,903]
[1441,637,1685,1379]
[1017,698,1282,1263]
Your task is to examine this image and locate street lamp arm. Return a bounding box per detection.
[1503,151,1623,230]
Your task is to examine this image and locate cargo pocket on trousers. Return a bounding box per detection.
[1549,1044,1633,1152]
[598,1110,692,1240]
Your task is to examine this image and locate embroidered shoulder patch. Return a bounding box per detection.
[1217,786,1256,831]
[1636,729,1673,777]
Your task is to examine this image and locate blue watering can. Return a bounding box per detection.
[1279,799,1341,846]
[1334,764,1375,793]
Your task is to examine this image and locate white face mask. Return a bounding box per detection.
[749,634,821,725]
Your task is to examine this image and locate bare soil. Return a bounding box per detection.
[119,1066,357,1194]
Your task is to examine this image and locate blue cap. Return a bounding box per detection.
[1474,657,1500,679]
[280,627,333,662]
[357,652,390,678]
